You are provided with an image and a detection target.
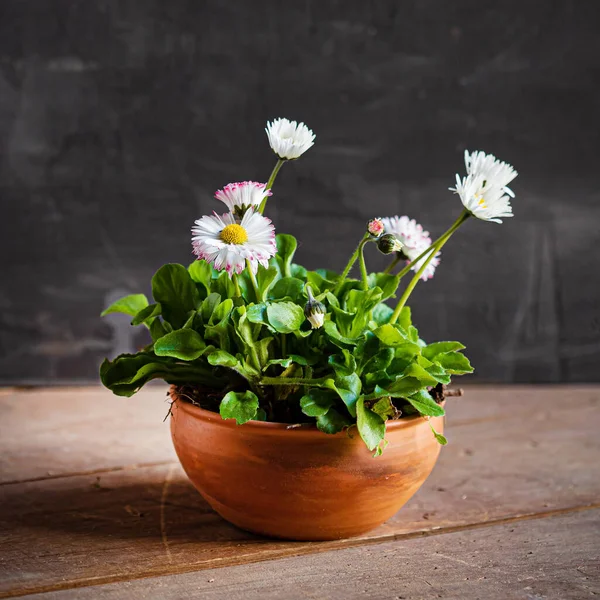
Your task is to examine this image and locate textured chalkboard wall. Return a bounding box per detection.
[1,1,599,384]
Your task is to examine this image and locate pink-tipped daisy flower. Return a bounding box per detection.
[214,181,272,215]
[191,210,276,276]
[381,216,440,281]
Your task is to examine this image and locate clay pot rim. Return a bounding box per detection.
[172,391,443,436]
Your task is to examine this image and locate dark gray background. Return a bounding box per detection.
[1,1,599,384]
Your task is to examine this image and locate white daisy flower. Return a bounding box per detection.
[191,210,276,275]
[464,150,518,196]
[381,216,440,281]
[451,151,518,223]
[214,181,271,215]
[265,118,315,160]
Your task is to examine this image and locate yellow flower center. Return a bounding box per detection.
[220,223,248,245]
[476,196,487,208]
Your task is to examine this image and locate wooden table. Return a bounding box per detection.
[1,385,598,599]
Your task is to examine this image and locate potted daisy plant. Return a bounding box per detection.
[101,118,518,540]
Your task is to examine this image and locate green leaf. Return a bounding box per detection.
[306,270,336,295]
[253,265,279,302]
[291,263,308,279]
[324,373,361,417]
[316,408,351,434]
[430,423,448,445]
[402,363,439,386]
[300,389,336,417]
[255,407,268,421]
[406,325,420,343]
[328,350,357,377]
[201,293,222,322]
[220,390,259,424]
[323,320,360,349]
[361,348,394,375]
[371,397,397,419]
[152,264,201,329]
[398,306,412,332]
[154,329,206,361]
[406,390,445,417]
[212,271,236,300]
[422,341,466,360]
[384,376,425,398]
[207,350,238,368]
[246,302,268,325]
[274,233,297,278]
[367,273,401,300]
[131,303,161,326]
[372,302,394,325]
[425,363,452,384]
[356,397,386,451]
[373,324,409,347]
[149,318,167,342]
[100,353,223,397]
[268,277,305,302]
[188,260,213,295]
[434,351,474,374]
[256,336,275,365]
[266,301,305,333]
[209,298,234,325]
[204,299,234,352]
[101,294,148,318]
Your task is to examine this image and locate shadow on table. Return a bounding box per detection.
[2,466,302,548]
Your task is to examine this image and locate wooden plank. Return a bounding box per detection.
[0,386,598,597]
[1,384,598,484]
[14,508,600,599]
[0,386,175,484]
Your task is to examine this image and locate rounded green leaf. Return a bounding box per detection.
[266,301,305,333]
[208,350,238,368]
[220,391,259,424]
[101,294,148,318]
[300,389,336,417]
[356,397,386,452]
[406,390,445,417]
[154,329,206,361]
[152,264,201,329]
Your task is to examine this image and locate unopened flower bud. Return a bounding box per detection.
[367,218,385,237]
[304,299,326,329]
[377,233,404,255]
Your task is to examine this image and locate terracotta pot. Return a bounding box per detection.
[170,392,444,541]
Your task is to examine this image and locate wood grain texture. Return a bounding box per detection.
[19,509,600,600]
[0,385,598,597]
[0,386,175,484]
[1,1,599,384]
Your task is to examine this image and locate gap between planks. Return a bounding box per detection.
[2,502,599,600]
[0,461,178,487]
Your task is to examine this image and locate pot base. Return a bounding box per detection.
[170,396,443,541]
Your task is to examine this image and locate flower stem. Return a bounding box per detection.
[389,210,470,324]
[232,274,242,298]
[260,376,329,387]
[334,233,370,295]
[358,237,371,291]
[383,255,401,274]
[259,158,286,214]
[246,259,261,301]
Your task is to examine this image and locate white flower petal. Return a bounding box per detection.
[265,118,315,160]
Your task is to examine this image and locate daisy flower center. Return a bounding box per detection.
[219,224,248,245]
